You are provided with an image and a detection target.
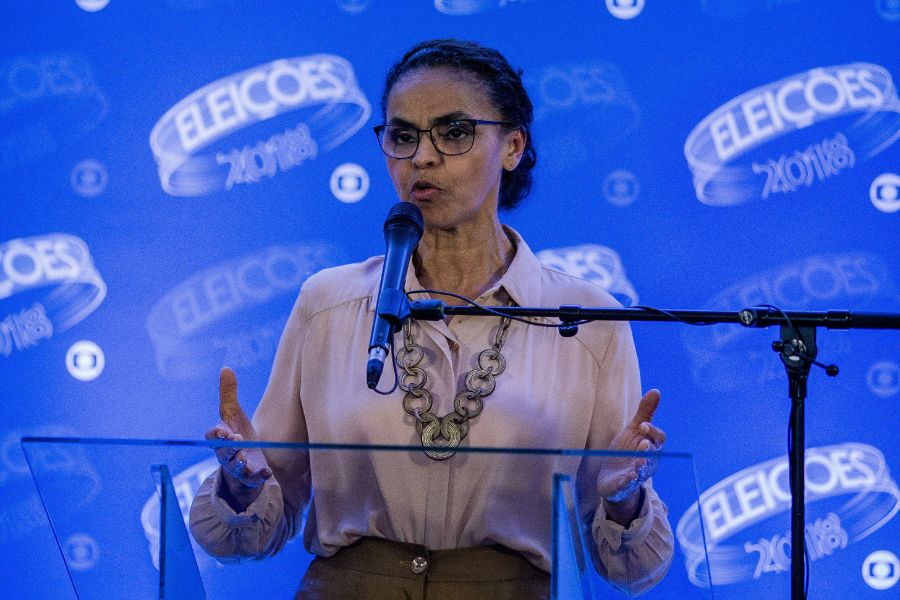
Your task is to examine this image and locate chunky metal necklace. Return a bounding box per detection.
[397,315,512,460]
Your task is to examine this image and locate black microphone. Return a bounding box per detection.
[367,202,425,389]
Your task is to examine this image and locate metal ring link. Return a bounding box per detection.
[422,418,459,461]
[493,318,511,347]
[401,367,427,390]
[477,348,506,375]
[414,409,426,435]
[402,320,417,352]
[439,414,464,444]
[454,390,484,419]
[464,369,496,396]
[396,345,424,369]
[424,446,456,461]
[422,417,461,460]
[402,389,433,417]
[413,408,435,435]
[405,385,427,397]
[442,411,469,440]
[418,411,440,427]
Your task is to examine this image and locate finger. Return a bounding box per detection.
[205,424,233,440]
[216,445,238,467]
[203,425,228,440]
[225,449,248,478]
[639,422,667,447]
[244,465,274,488]
[629,389,660,427]
[615,470,640,494]
[227,449,272,487]
[597,469,636,498]
[218,367,256,438]
[207,426,239,465]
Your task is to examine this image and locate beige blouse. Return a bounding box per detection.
[189,228,674,594]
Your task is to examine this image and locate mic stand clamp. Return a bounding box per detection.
[558,304,582,337]
[376,288,412,326]
[408,299,444,322]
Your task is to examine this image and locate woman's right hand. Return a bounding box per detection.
[205,367,273,511]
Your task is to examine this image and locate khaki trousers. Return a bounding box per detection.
[296,537,550,600]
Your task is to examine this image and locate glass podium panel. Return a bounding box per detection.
[22,437,712,599]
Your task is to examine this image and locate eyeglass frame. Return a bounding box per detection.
[373,118,514,159]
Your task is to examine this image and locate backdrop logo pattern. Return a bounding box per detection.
[74,0,110,12]
[140,457,217,570]
[63,534,100,571]
[676,443,900,586]
[867,361,899,398]
[862,550,900,590]
[0,234,106,358]
[149,55,370,196]
[870,172,900,213]
[529,62,640,172]
[683,253,895,391]
[602,169,640,206]
[70,159,108,197]
[0,54,108,174]
[335,0,371,14]
[433,0,528,15]
[66,340,105,381]
[330,162,369,203]
[606,0,644,20]
[0,426,101,545]
[536,244,639,307]
[684,63,900,206]
[875,0,900,21]
[145,243,342,379]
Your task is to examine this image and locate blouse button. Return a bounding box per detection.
[448,340,458,351]
[411,556,428,574]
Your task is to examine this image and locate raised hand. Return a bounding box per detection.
[596,390,666,522]
[205,367,272,509]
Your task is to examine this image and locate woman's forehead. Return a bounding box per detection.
[386,67,495,122]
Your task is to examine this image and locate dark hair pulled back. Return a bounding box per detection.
[381,39,536,210]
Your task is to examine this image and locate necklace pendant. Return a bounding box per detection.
[421,416,461,461]
[402,315,511,461]
[424,446,456,461]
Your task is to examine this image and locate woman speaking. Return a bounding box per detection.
[190,39,674,599]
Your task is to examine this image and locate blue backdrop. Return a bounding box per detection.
[1,1,898,598]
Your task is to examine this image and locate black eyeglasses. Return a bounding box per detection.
[373,119,512,159]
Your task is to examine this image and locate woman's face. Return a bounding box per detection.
[383,67,525,231]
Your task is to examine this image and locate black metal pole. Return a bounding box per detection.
[790,390,806,599]
[408,301,900,330]
[776,324,815,600]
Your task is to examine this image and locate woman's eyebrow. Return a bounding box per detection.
[387,111,471,128]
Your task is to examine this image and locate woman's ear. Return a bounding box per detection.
[503,128,527,171]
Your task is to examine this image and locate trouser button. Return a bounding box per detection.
[411,556,428,574]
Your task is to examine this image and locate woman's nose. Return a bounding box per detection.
[411,132,442,167]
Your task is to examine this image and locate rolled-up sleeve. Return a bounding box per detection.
[590,483,674,595]
[188,469,286,562]
[579,319,675,595]
[189,284,313,560]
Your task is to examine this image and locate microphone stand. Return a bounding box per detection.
[407,300,900,599]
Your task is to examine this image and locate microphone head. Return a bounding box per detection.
[384,201,424,238]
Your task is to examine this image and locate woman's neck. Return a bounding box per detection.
[413,217,515,305]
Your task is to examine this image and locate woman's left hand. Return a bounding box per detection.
[596,389,666,523]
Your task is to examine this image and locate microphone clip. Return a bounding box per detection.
[375,288,412,326]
